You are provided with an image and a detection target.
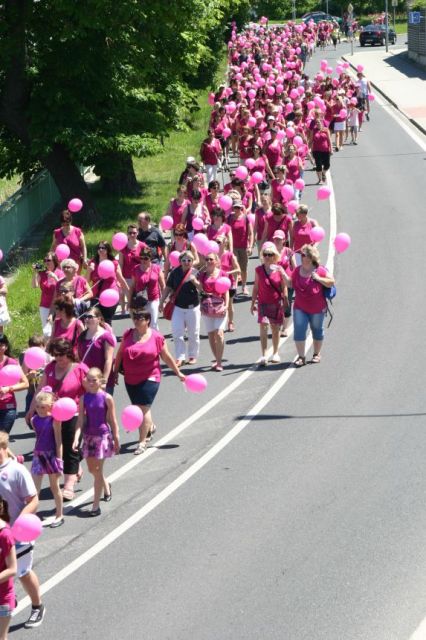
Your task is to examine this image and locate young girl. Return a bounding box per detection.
[73,368,120,517]
[30,389,64,528]
[0,498,17,640]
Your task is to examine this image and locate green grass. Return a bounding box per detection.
[6,60,226,355]
[0,175,22,204]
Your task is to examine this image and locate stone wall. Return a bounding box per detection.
[408,9,426,66]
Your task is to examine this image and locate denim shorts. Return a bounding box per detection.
[0,409,17,434]
[293,308,325,341]
[0,604,13,617]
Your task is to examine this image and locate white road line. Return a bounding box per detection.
[15,132,338,619]
[409,619,426,640]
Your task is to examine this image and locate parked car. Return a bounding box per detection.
[359,24,397,46]
[302,11,342,25]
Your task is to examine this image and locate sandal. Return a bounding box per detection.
[134,442,147,456]
[311,353,321,364]
[294,356,306,368]
[146,425,157,442]
[62,489,75,502]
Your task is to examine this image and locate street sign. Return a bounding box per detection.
[347,3,354,12]
[409,11,421,23]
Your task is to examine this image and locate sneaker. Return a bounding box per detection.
[25,605,46,629]
[269,353,281,364]
[258,356,267,367]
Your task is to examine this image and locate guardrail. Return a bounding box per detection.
[0,170,60,258]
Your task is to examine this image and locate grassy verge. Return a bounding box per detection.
[0,176,22,204]
[6,58,227,355]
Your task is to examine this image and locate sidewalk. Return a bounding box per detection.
[342,41,426,134]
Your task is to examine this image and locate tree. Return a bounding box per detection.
[0,0,250,207]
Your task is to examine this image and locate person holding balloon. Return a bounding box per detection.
[163,224,199,281]
[73,367,119,516]
[50,210,88,272]
[52,258,93,318]
[217,235,240,333]
[0,495,17,638]
[273,230,297,337]
[166,185,190,230]
[291,244,335,367]
[185,189,210,238]
[260,202,293,247]
[204,180,221,216]
[114,302,185,455]
[128,248,165,331]
[118,224,148,313]
[292,205,319,265]
[160,250,201,367]
[228,200,253,296]
[0,432,45,629]
[27,338,88,501]
[206,208,233,252]
[31,252,63,328]
[30,389,64,528]
[86,241,128,324]
[0,335,29,434]
[198,252,230,371]
[77,307,116,393]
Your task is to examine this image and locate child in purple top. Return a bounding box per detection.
[30,390,64,528]
[73,368,120,517]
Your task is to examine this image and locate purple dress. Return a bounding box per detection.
[31,415,63,475]
[81,391,114,460]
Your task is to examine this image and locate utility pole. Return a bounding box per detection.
[326,0,329,14]
[292,0,296,21]
[347,3,354,55]
[385,0,389,51]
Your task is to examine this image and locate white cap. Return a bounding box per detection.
[186,156,196,164]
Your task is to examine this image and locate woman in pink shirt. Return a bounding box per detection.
[217,235,240,333]
[204,181,220,215]
[28,337,89,500]
[128,248,165,331]
[113,304,184,456]
[0,335,29,435]
[198,252,229,371]
[260,203,293,247]
[292,205,318,264]
[52,258,92,317]
[86,241,128,324]
[118,224,147,313]
[229,200,253,296]
[254,193,272,254]
[166,186,190,229]
[51,299,84,351]
[51,210,88,272]
[291,244,335,367]
[206,208,233,252]
[200,130,222,183]
[250,242,288,366]
[31,252,64,327]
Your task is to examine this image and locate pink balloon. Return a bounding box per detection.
[235,166,248,180]
[121,405,143,432]
[192,233,210,256]
[247,213,255,226]
[68,198,83,213]
[316,266,328,277]
[222,127,232,140]
[24,347,47,370]
[317,186,331,201]
[293,135,303,148]
[281,184,294,201]
[99,288,119,307]
[320,59,328,71]
[297,86,305,96]
[334,232,351,253]
[356,64,364,72]
[55,244,70,261]
[209,241,220,253]
[184,374,208,394]
[218,195,233,211]
[112,232,128,251]
[294,178,305,191]
[290,88,299,100]
[285,103,294,114]
[310,226,326,243]
[160,215,174,231]
[248,89,256,100]
[97,260,115,279]
[368,93,375,102]
[267,86,275,96]
[339,108,347,119]
[251,171,263,185]
[245,158,256,170]
[286,127,295,139]
[12,514,42,543]
[287,199,299,215]
[192,217,204,231]
[215,276,231,294]
[276,84,284,94]
[0,364,22,386]
[169,251,180,268]
[51,397,77,421]
[326,66,333,75]
[247,116,256,127]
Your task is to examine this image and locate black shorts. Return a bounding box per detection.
[125,380,160,407]
[313,151,331,172]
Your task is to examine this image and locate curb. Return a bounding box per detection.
[341,55,426,137]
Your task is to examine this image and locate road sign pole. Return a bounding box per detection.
[393,5,395,30]
[385,0,389,51]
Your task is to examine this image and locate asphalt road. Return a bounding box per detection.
[9,41,426,639]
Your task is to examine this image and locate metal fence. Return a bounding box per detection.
[0,170,60,258]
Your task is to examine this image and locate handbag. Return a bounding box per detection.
[200,294,226,318]
[163,269,191,321]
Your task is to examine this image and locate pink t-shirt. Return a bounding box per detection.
[200,139,221,165]
[199,270,227,297]
[171,199,190,228]
[207,223,231,242]
[278,248,294,278]
[254,208,269,241]
[0,525,15,609]
[52,318,84,346]
[39,269,64,308]
[122,328,165,384]
[255,265,282,304]
[292,266,326,314]
[120,242,147,279]
[285,156,302,182]
[293,220,315,252]
[44,362,88,404]
[133,263,161,301]
[264,212,292,242]
[0,357,18,410]
[229,214,250,249]
[220,251,236,288]
[312,129,331,153]
[89,259,119,294]
[205,194,220,214]
[271,179,286,204]
[264,141,283,168]
[53,227,83,263]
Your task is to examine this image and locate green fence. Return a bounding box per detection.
[0,170,60,259]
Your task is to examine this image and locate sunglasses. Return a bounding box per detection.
[44,258,53,263]
[140,256,150,261]
[98,246,107,250]
[62,266,74,270]
[84,314,96,320]
[132,313,147,320]
[181,258,193,263]
[263,253,274,257]
[301,253,310,258]
[53,352,67,357]
[205,258,216,262]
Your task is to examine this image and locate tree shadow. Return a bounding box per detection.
[383,50,426,80]
[236,412,426,421]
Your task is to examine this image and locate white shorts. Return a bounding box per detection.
[203,314,227,333]
[334,122,345,132]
